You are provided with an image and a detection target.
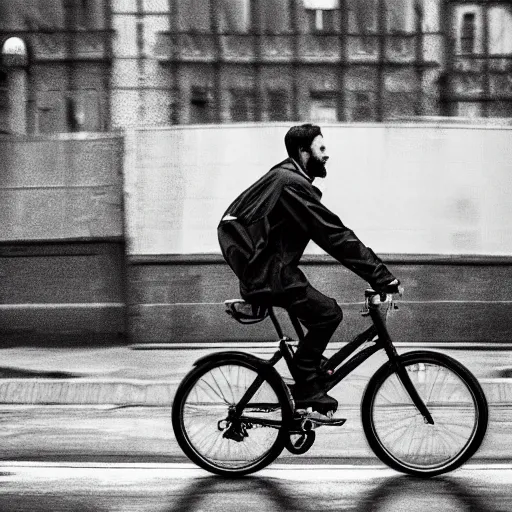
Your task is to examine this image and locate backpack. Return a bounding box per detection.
[217,218,253,281]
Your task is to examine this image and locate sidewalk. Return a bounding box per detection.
[0,342,510,462]
[0,342,510,406]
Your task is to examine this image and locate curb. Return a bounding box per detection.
[0,379,177,406]
[0,377,507,406]
[130,342,512,351]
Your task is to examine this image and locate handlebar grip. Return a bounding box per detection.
[365,287,404,300]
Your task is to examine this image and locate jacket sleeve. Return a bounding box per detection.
[280,184,396,289]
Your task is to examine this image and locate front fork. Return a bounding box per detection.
[369,298,434,425]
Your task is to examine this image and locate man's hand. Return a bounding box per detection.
[379,278,401,294]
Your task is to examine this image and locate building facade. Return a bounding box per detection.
[125,0,512,126]
[1,0,512,133]
[0,0,112,134]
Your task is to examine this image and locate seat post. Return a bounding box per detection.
[268,307,284,339]
[287,311,305,343]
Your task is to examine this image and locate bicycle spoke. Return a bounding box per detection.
[210,367,233,404]
[179,362,283,471]
[369,357,481,472]
[198,376,230,404]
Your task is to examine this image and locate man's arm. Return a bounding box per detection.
[281,184,397,290]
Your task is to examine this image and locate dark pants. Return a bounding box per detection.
[282,284,343,384]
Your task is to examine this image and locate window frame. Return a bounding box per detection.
[229,88,256,122]
[190,86,214,124]
[267,88,289,121]
[305,8,337,33]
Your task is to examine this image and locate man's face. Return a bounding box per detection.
[305,135,329,178]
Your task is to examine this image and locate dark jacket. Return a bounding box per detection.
[218,158,395,304]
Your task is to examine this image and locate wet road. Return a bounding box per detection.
[0,404,510,463]
[0,462,510,512]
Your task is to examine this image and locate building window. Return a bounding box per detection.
[306,9,336,33]
[488,100,512,117]
[190,86,213,124]
[456,102,482,118]
[348,0,378,53]
[303,0,339,33]
[229,89,255,121]
[346,91,376,121]
[383,69,419,118]
[177,0,211,32]
[219,0,251,33]
[68,0,106,30]
[37,89,102,133]
[69,90,102,131]
[261,0,291,34]
[267,89,289,121]
[489,6,512,55]
[348,0,378,33]
[310,91,338,122]
[461,12,476,54]
[0,0,65,31]
[385,0,417,33]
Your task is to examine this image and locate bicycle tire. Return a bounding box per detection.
[362,350,488,477]
[172,354,293,476]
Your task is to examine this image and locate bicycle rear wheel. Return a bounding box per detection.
[362,350,488,477]
[172,355,292,476]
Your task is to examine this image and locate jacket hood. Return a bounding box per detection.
[221,158,315,225]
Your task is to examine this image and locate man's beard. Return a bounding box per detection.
[306,156,327,178]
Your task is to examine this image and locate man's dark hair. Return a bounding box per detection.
[284,124,322,162]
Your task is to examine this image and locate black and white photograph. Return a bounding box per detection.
[0,0,511,510]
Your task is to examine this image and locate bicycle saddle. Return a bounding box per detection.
[224,299,269,324]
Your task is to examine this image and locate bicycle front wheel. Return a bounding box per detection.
[362,350,488,477]
[172,355,292,476]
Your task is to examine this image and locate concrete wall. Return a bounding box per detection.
[0,133,124,241]
[127,255,512,344]
[0,242,126,345]
[123,123,512,256]
[124,123,512,345]
[0,133,126,345]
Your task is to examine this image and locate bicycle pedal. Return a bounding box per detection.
[295,408,346,427]
[307,411,346,427]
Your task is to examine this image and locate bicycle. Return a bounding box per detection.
[172,289,488,478]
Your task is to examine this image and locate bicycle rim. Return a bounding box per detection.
[369,359,480,473]
[179,362,285,473]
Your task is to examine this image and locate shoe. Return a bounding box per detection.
[292,350,336,414]
[292,386,338,416]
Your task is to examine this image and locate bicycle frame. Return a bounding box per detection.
[233,290,434,427]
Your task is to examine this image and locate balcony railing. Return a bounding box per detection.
[490,73,512,98]
[220,35,256,61]
[384,35,417,62]
[453,57,486,73]
[451,74,485,96]
[489,57,512,73]
[29,31,111,61]
[154,31,436,65]
[260,35,294,61]
[347,35,379,61]
[155,33,216,61]
[298,35,340,61]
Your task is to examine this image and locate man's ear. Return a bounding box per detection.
[298,146,310,164]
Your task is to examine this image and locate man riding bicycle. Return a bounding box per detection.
[218,124,400,414]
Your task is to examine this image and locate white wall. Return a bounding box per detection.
[123,123,512,256]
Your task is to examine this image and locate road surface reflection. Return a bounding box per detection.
[168,471,495,512]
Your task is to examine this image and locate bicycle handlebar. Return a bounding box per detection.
[365,287,404,303]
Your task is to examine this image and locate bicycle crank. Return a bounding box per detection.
[293,409,347,431]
